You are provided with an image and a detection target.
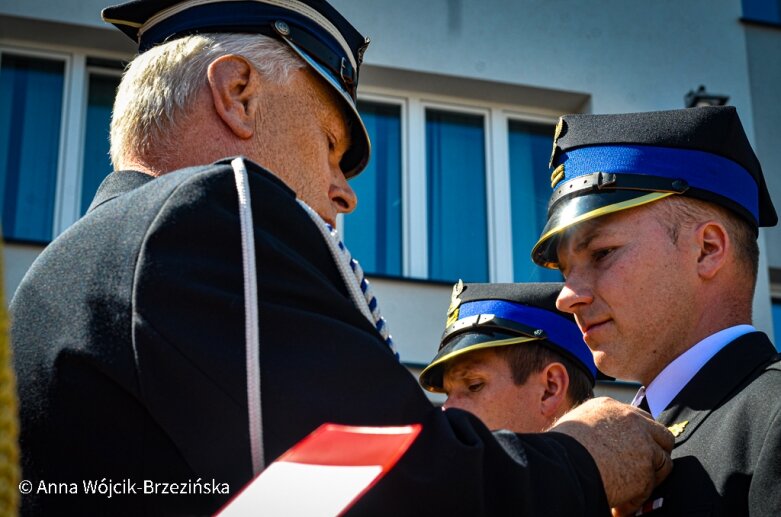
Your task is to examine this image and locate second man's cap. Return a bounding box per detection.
[419,281,597,392]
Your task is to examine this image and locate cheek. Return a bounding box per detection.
[596,251,644,308]
[445,393,476,414]
[289,160,335,211]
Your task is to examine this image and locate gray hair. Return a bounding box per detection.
[110,33,306,168]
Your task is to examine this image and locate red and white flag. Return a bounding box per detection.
[216,423,422,516]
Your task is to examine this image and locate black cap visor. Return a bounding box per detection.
[419,330,540,392]
[532,189,674,269]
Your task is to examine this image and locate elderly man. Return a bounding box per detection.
[420,282,595,433]
[11,1,672,515]
[533,106,781,516]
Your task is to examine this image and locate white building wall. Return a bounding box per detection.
[333,0,754,114]
[745,25,781,269]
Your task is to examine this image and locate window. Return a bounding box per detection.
[1,45,565,287]
[508,120,561,282]
[0,47,123,243]
[349,89,563,283]
[81,69,121,214]
[344,101,403,276]
[742,0,781,26]
[426,108,488,283]
[0,53,64,242]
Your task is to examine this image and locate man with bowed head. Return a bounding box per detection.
[420,281,597,433]
[12,0,672,515]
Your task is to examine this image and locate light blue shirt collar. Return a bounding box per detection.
[632,324,755,419]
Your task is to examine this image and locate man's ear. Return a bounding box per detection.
[207,54,261,139]
[695,221,729,280]
[540,362,569,418]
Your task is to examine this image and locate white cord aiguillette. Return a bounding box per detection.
[231,157,264,475]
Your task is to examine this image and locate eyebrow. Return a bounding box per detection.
[445,358,490,380]
[558,224,598,257]
[325,118,352,153]
[324,84,353,151]
[557,223,611,271]
[574,230,600,252]
[340,124,353,151]
[568,218,617,253]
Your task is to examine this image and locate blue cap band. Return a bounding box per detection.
[457,300,596,379]
[557,145,759,223]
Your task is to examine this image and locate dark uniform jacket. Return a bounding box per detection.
[647,332,781,516]
[11,158,609,516]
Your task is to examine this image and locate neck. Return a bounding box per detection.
[639,310,752,387]
[116,159,159,177]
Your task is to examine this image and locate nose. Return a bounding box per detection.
[442,393,472,413]
[330,172,358,214]
[442,396,463,412]
[556,277,593,314]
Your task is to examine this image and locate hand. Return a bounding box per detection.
[550,397,674,513]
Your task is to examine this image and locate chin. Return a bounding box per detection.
[592,351,620,378]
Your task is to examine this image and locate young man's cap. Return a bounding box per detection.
[102,0,371,178]
[419,281,597,392]
[532,106,778,269]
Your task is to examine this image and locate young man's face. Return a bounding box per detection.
[555,202,699,385]
[441,348,553,433]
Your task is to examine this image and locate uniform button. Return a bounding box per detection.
[274,20,290,36]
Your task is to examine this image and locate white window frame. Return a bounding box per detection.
[359,85,561,283]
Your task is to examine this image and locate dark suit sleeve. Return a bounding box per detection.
[749,399,781,515]
[131,164,609,516]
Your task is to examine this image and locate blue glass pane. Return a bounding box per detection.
[344,101,402,276]
[427,110,488,282]
[508,120,561,282]
[0,54,64,242]
[773,302,781,351]
[742,0,781,24]
[81,74,119,214]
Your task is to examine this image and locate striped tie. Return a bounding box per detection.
[295,199,397,360]
[325,223,398,360]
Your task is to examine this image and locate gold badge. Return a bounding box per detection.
[667,421,688,437]
[446,279,464,327]
[548,117,565,168]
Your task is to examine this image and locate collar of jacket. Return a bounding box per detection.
[658,332,779,446]
[88,170,156,213]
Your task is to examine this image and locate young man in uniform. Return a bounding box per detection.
[420,282,595,433]
[533,106,781,515]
